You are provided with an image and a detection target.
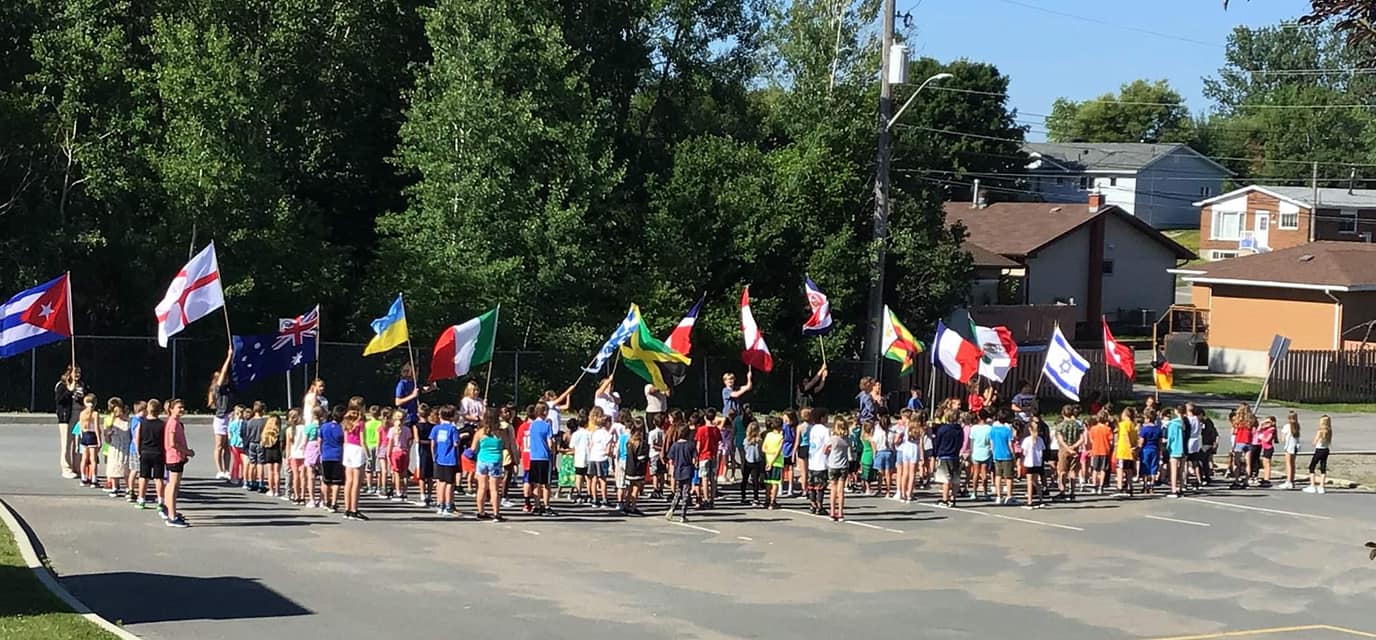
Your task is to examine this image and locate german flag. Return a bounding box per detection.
[1153,357,1174,391]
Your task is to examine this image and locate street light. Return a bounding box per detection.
[887,72,953,130]
[865,71,954,376]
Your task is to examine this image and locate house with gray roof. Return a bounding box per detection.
[1194,184,1376,261]
[1022,142,1233,229]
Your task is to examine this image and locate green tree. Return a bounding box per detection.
[1045,79,1193,143]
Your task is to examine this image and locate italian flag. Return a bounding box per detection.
[429,307,499,382]
[933,319,980,383]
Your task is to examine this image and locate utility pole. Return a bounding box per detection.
[865,0,898,376]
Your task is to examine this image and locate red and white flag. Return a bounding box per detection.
[155,242,226,347]
[1102,316,1135,380]
[739,286,773,372]
[664,294,703,356]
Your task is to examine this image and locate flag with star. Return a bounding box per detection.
[231,307,319,386]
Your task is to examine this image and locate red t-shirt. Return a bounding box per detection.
[967,394,985,413]
[516,420,531,470]
[695,425,721,462]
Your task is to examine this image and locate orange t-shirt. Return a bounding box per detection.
[1088,424,1113,456]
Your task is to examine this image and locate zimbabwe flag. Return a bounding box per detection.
[620,317,690,392]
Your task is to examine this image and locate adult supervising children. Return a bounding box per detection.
[207,346,234,480]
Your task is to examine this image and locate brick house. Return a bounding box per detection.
[1195,185,1376,261]
[946,194,1195,325]
[1180,242,1376,374]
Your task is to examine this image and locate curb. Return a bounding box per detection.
[0,497,141,640]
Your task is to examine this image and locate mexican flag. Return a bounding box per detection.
[621,317,690,392]
[429,307,499,382]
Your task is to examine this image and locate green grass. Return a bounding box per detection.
[0,525,118,640]
[1166,229,1205,267]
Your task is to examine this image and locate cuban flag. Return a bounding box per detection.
[1042,325,1090,401]
[0,274,73,359]
[802,276,832,336]
[232,306,319,385]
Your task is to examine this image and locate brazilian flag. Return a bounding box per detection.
[619,318,690,392]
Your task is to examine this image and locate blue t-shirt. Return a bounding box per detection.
[432,422,459,466]
[527,419,553,461]
[906,397,924,411]
[721,387,738,417]
[228,419,244,448]
[969,423,994,462]
[320,420,345,462]
[1140,423,1162,451]
[990,423,1015,461]
[781,422,796,457]
[1166,418,1186,457]
[395,379,419,424]
[129,416,141,455]
[857,392,876,422]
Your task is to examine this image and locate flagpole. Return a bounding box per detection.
[818,335,827,367]
[315,304,322,381]
[482,304,500,402]
[65,272,76,372]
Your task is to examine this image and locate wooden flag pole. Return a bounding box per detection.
[65,272,76,371]
[315,304,322,380]
[926,357,937,414]
[483,358,494,404]
[818,335,828,367]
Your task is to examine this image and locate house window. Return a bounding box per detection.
[1109,177,1118,187]
[1211,209,1244,241]
[1079,176,1089,190]
[1341,208,1358,233]
[1102,260,1115,275]
[1200,186,1212,197]
[1055,177,1065,185]
[1279,209,1299,230]
[1210,250,1238,261]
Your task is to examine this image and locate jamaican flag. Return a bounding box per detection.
[620,316,690,392]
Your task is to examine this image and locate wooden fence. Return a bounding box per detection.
[1269,349,1376,404]
[894,347,1136,407]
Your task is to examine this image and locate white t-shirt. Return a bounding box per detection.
[871,427,891,452]
[644,385,667,413]
[610,422,627,459]
[807,423,830,469]
[461,397,485,422]
[1021,435,1044,468]
[1187,416,1203,454]
[546,402,562,434]
[594,392,618,419]
[570,429,591,467]
[590,429,613,463]
[648,428,665,459]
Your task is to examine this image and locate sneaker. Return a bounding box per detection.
[158,505,169,520]
[126,494,137,504]
[165,516,189,528]
[392,495,404,502]
[136,500,148,509]
[500,498,514,508]
[1022,505,1036,510]
[279,494,292,501]
[354,511,370,521]
[1302,485,1318,494]
[665,510,675,521]
[1318,486,1327,494]
[476,512,492,521]
[541,508,559,517]
[61,471,78,479]
[344,511,359,520]
[492,515,506,523]
[1167,492,1181,499]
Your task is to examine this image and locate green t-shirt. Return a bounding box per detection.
[364,419,382,448]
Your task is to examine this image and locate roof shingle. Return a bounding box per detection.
[1186,241,1376,290]
[944,201,1194,260]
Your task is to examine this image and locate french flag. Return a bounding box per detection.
[664,294,703,356]
[0,274,73,359]
[801,275,832,336]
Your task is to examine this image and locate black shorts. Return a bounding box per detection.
[782,455,794,468]
[1260,448,1274,460]
[321,460,345,486]
[435,463,458,484]
[247,443,265,465]
[574,466,587,477]
[139,453,166,480]
[417,443,434,480]
[1090,456,1110,472]
[1118,459,1136,473]
[263,447,282,465]
[528,460,551,486]
[167,461,186,474]
[797,446,810,463]
[1024,465,1043,476]
[79,431,99,447]
[807,470,828,489]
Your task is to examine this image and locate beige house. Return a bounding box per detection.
[946,194,1195,325]
[1179,242,1376,374]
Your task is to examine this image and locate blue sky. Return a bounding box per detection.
[912,0,1313,140]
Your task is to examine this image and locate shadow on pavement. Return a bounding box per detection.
[63,571,311,624]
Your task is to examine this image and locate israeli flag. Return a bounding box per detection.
[584,305,642,373]
[1042,325,1090,401]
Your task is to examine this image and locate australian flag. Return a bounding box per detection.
[231,305,318,385]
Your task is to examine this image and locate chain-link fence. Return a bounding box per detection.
[2,336,1134,415]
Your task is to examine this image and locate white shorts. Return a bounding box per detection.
[1284,442,1300,455]
[343,444,367,469]
[897,443,919,464]
[213,416,229,436]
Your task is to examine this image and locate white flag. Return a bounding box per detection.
[1042,325,1089,401]
[155,242,226,347]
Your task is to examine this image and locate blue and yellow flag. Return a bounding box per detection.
[363,295,409,356]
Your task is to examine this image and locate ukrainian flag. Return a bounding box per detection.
[363,295,409,356]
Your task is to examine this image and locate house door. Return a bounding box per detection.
[1254,211,1270,249]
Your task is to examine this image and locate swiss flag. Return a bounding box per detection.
[18,274,71,336]
[1101,317,1135,380]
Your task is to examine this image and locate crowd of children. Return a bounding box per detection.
[54,363,1341,530]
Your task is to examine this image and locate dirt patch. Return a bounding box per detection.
[1325,455,1376,489]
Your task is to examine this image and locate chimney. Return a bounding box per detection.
[971,178,980,208]
[1088,190,1104,212]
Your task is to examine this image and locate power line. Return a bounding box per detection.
[928,85,1375,110]
[989,0,1222,49]
[903,167,1341,185]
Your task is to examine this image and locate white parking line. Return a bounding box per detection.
[1182,497,1331,521]
[937,503,1086,532]
[521,529,541,536]
[737,536,753,541]
[670,521,720,535]
[1144,514,1210,527]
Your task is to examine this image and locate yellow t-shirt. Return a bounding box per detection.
[763,431,785,467]
[1115,420,1139,460]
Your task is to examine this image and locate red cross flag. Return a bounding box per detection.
[155,242,226,347]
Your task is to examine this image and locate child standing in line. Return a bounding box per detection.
[621,420,649,516]
[431,406,461,517]
[286,409,307,504]
[77,394,102,487]
[227,405,246,485]
[1021,426,1046,509]
[665,426,696,523]
[1257,416,1278,488]
[125,401,145,504]
[1281,411,1301,490]
[103,398,131,497]
[376,407,393,498]
[761,416,784,510]
[857,421,875,496]
[1113,408,1139,498]
[261,415,284,499]
[363,405,382,495]
[341,405,369,520]
[588,415,615,508]
[163,399,194,528]
[570,411,595,504]
[387,410,412,502]
[739,420,764,506]
[1138,410,1163,495]
[304,407,324,508]
[897,423,921,503]
[824,418,852,522]
[1304,415,1332,494]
